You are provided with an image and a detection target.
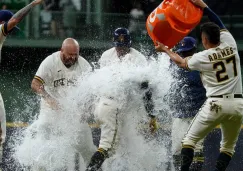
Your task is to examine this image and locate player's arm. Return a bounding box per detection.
[155,42,188,69]
[31,66,60,109]
[141,81,158,133]
[31,78,51,99]
[5,0,43,33]
[31,57,55,101]
[141,81,154,116]
[190,0,226,29]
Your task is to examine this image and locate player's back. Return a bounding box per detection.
[188,30,242,97]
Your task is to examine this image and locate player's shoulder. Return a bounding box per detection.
[220,29,237,48]
[220,28,231,35]
[100,47,116,63]
[41,51,60,66]
[78,55,90,64]
[187,50,209,65]
[101,47,115,57]
[220,29,234,39]
[192,49,210,59]
[130,48,146,58]
[47,51,60,60]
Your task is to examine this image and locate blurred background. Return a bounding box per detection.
[0,0,243,170]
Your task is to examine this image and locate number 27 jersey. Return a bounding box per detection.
[187,30,242,97]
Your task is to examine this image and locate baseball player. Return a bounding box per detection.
[0,0,43,168]
[156,0,243,170]
[98,27,148,67]
[86,27,158,171]
[168,37,206,170]
[31,38,95,169]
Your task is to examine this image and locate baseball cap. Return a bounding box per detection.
[113,27,131,47]
[0,10,20,32]
[176,37,197,53]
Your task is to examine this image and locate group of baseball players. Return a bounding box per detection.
[0,0,243,170]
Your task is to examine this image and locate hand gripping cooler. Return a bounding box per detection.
[146,0,203,49]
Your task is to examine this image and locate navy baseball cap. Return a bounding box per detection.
[176,37,197,53]
[0,10,20,32]
[113,27,132,47]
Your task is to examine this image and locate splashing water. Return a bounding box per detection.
[12,53,175,171]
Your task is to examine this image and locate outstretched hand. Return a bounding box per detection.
[190,0,208,8]
[155,42,168,52]
[32,0,44,5]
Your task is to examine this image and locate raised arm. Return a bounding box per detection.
[191,0,226,29]
[6,0,43,32]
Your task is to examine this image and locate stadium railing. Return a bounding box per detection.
[4,11,243,50]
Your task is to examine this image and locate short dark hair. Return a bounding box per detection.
[200,22,220,45]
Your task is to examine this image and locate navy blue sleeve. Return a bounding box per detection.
[203,7,226,29]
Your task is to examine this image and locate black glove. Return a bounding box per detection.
[86,148,108,171]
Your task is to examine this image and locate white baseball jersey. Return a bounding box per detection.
[96,47,148,151]
[99,47,147,68]
[35,51,92,111]
[187,30,242,97]
[0,24,7,143]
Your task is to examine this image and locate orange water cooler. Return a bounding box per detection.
[146,0,203,49]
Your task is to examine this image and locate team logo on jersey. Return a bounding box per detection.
[54,78,77,87]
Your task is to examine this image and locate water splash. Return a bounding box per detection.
[12,52,175,171]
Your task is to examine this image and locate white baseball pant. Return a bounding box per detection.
[182,95,243,154]
[172,117,203,155]
[29,108,95,170]
[94,97,120,152]
[0,93,6,171]
[0,94,6,144]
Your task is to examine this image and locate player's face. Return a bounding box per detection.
[61,47,79,68]
[115,46,130,57]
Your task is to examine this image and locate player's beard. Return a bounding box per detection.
[62,54,78,68]
[116,47,130,58]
